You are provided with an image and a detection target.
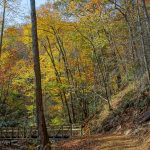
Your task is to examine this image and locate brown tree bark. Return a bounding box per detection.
[0,0,6,57]
[30,0,49,148]
[137,0,150,83]
[141,0,150,31]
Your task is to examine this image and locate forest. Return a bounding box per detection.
[0,0,150,149]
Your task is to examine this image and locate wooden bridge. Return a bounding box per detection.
[0,124,83,140]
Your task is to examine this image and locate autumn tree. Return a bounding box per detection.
[30,0,49,148]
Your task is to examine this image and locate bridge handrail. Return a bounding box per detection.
[0,124,83,139]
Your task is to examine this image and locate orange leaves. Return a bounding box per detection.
[49,105,62,112]
[0,51,17,84]
[145,0,150,3]
[5,27,18,36]
[83,0,103,14]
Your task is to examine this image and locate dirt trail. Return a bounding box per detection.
[57,134,150,150]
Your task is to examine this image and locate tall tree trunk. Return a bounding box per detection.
[52,27,76,123]
[30,0,49,148]
[104,29,122,89]
[141,0,150,68]
[0,0,6,57]
[141,0,150,31]
[137,0,150,83]
[75,27,112,110]
[42,38,72,123]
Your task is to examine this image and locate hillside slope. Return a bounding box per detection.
[83,82,150,136]
[57,82,150,149]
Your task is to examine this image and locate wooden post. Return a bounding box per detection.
[12,127,14,138]
[0,127,2,138]
[18,127,19,138]
[70,124,73,137]
[62,125,64,138]
[30,126,32,138]
[80,125,83,136]
[24,127,26,138]
[1,127,3,138]
[51,143,57,150]
[5,127,7,138]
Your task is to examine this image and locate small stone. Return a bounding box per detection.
[20,145,28,150]
[124,129,132,135]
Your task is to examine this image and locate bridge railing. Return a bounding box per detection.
[0,124,83,139]
[47,124,83,137]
